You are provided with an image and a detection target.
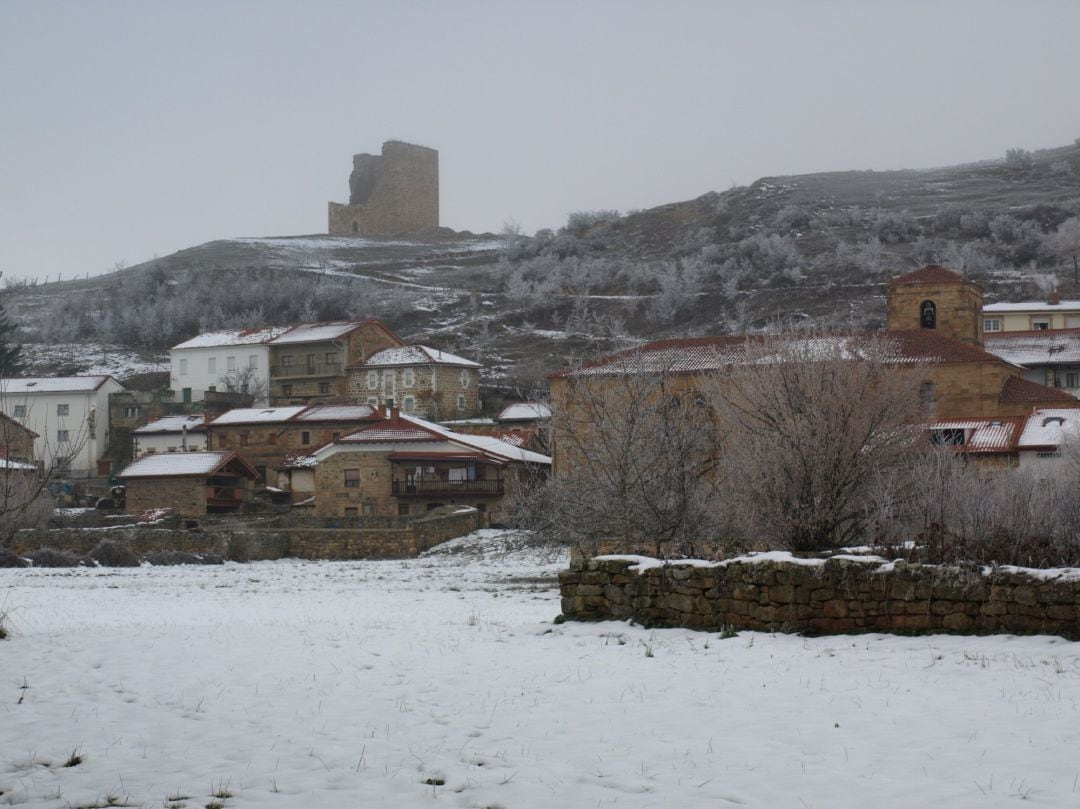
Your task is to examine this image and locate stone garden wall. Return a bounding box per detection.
[558,553,1080,640]
[11,507,482,562]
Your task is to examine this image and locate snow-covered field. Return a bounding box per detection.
[2,530,1079,808]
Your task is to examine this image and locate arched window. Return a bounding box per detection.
[920,299,937,329]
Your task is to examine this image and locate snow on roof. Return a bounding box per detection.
[359,345,480,368]
[497,402,551,421]
[928,419,1022,452]
[208,407,307,426]
[985,328,1080,366]
[132,415,208,434]
[983,301,1080,313]
[119,451,242,478]
[330,413,551,465]
[279,452,318,469]
[270,320,386,345]
[0,376,115,394]
[1018,409,1080,449]
[171,327,286,350]
[398,414,551,465]
[553,331,1005,378]
[293,405,377,422]
[0,458,37,471]
[339,420,442,443]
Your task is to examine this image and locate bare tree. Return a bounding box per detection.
[702,331,926,552]
[1051,216,1080,284]
[219,366,269,404]
[525,361,729,557]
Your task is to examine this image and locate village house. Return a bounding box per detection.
[170,327,287,406]
[0,412,37,466]
[268,319,405,406]
[207,404,382,483]
[983,328,1080,398]
[310,410,550,523]
[345,344,481,419]
[0,376,125,477]
[442,402,551,453]
[548,266,1079,475]
[131,414,210,456]
[982,294,1080,333]
[117,450,261,517]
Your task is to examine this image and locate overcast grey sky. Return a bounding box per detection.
[1,0,1078,281]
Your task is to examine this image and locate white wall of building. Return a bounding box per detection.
[170,345,271,406]
[0,378,124,477]
[132,431,209,455]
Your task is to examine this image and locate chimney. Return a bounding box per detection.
[1049,289,1061,305]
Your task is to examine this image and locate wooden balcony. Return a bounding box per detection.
[271,360,342,379]
[392,479,504,497]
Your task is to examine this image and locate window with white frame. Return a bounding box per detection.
[57,429,70,444]
[457,394,466,411]
[227,356,237,371]
[367,370,379,390]
[403,367,415,387]
[367,397,379,406]
[13,405,25,418]
[1068,372,1080,389]
[1032,320,1050,331]
[207,357,216,373]
[57,403,69,416]
[403,396,416,412]
[248,355,258,369]
[460,369,470,388]
[179,358,188,375]
[983,318,1001,332]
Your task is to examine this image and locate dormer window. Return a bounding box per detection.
[920,300,937,329]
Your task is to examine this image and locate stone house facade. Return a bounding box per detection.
[310,412,550,523]
[0,412,37,464]
[207,404,382,483]
[268,319,405,406]
[346,345,481,419]
[118,451,260,517]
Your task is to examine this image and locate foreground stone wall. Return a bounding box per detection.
[10,508,481,562]
[559,555,1080,640]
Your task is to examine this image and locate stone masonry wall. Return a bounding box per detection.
[559,555,1080,640]
[328,141,438,237]
[11,508,481,562]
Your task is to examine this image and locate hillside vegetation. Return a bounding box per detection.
[8,142,1080,394]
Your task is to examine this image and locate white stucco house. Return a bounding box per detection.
[0,375,125,477]
[131,414,209,456]
[169,327,287,406]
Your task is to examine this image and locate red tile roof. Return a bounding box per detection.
[998,375,1080,406]
[888,265,968,286]
[551,330,1011,379]
[927,418,1023,453]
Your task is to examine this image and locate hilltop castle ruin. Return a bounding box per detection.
[328,140,439,237]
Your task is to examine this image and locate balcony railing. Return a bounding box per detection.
[392,479,504,497]
[271,360,342,378]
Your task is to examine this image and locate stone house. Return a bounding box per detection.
[117,450,260,517]
[207,404,382,483]
[548,265,1080,476]
[268,319,405,406]
[310,411,550,523]
[0,412,37,465]
[0,376,125,477]
[347,345,481,419]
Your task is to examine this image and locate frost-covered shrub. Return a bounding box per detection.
[0,548,29,568]
[89,540,140,568]
[27,547,86,567]
[143,550,224,566]
[565,210,621,234]
[1005,148,1035,170]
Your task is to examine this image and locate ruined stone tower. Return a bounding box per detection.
[327,141,439,237]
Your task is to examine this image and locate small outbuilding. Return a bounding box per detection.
[117,450,260,517]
